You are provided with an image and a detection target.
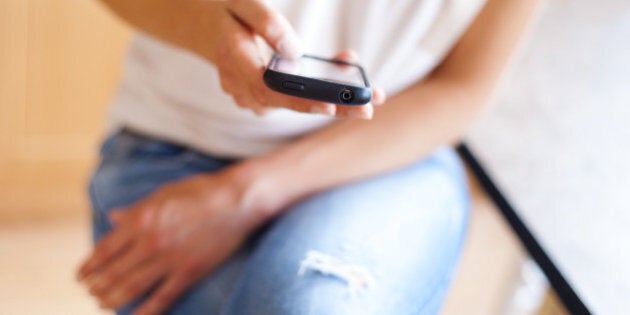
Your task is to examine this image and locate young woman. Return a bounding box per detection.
[78,0,540,314]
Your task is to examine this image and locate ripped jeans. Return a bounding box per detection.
[89,129,470,315]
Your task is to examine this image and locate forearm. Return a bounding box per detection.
[237,0,542,216]
[98,0,221,62]
[242,77,475,214]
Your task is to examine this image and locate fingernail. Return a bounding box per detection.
[278,34,303,59]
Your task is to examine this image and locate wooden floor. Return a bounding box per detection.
[0,218,109,315]
[442,178,526,315]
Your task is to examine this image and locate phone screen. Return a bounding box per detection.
[268,55,368,87]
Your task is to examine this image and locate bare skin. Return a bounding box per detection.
[78,0,542,314]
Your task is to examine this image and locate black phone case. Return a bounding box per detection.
[263,55,372,106]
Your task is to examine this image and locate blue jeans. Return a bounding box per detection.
[88,129,470,315]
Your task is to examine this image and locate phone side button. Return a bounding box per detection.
[282,81,305,91]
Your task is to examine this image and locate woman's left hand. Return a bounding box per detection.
[77,168,269,315]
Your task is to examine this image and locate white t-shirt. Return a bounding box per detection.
[107,0,484,158]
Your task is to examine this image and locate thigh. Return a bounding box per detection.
[223,148,470,315]
[88,130,247,315]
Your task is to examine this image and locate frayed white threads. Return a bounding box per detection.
[298,250,376,297]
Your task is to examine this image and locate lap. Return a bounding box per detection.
[89,130,469,315]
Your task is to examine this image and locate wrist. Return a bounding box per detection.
[223,156,294,227]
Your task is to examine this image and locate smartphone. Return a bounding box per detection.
[263,54,372,105]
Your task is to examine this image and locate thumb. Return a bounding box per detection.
[227,0,303,59]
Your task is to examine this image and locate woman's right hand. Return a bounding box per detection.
[197,0,385,118]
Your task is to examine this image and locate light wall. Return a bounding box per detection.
[0,0,130,221]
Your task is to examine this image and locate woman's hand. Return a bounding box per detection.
[77,168,270,315]
[205,0,385,118]
[99,0,385,117]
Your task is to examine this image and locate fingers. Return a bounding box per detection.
[331,50,384,118]
[235,45,329,114]
[227,0,302,59]
[216,16,274,115]
[235,54,268,107]
[226,28,333,117]
[233,94,270,116]
[334,86,386,119]
[263,91,337,115]
[336,104,374,119]
[78,228,134,280]
[101,258,169,310]
[133,270,197,315]
[86,242,151,298]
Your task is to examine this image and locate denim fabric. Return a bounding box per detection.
[88,130,470,315]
